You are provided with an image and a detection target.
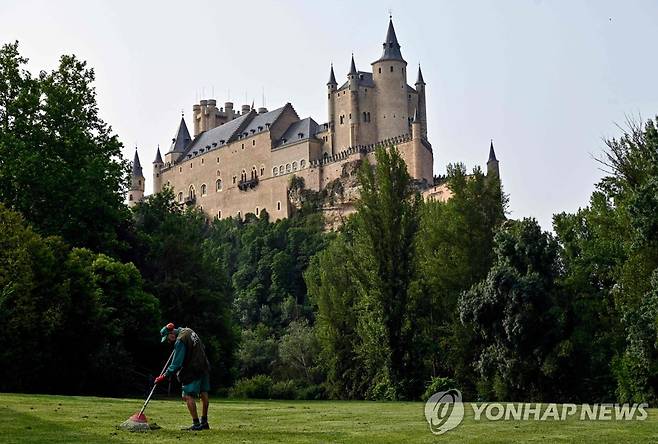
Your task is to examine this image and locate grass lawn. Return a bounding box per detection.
[0,393,657,443]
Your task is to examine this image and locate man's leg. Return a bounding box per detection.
[184,395,199,421]
[200,392,209,418]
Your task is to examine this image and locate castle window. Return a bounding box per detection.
[217,210,221,219]
[300,159,306,168]
[241,143,244,149]
[349,113,351,120]
[298,132,304,139]
[237,211,241,219]
[277,201,281,211]
[363,111,367,122]
[201,158,204,164]
[217,169,221,176]
[260,166,264,176]
[286,164,291,173]
[233,176,236,184]
[408,94,411,100]
[390,66,393,72]
[255,207,259,215]
[378,67,381,74]
[129,194,133,201]
[241,169,247,181]
[339,115,344,124]
[179,167,182,173]
[188,185,196,199]
[252,140,255,146]
[201,184,207,196]
[190,162,193,168]
[292,161,298,171]
[138,180,141,186]
[216,179,223,191]
[273,167,278,176]
[251,166,257,179]
[359,74,363,80]
[279,165,284,174]
[178,192,183,202]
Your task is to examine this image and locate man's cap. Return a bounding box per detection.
[160,322,175,342]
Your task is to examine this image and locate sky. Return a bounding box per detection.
[1,0,657,229]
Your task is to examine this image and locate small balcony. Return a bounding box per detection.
[238,177,259,191]
[184,196,196,206]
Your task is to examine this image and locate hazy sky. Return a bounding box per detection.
[2,0,658,229]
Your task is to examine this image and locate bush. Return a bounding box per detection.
[229,375,273,399]
[296,384,326,400]
[270,380,298,399]
[422,377,457,401]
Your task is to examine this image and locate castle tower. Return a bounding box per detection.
[152,145,164,193]
[327,63,337,154]
[129,148,145,207]
[348,54,360,146]
[165,115,191,164]
[371,17,409,140]
[487,140,500,179]
[415,65,427,139]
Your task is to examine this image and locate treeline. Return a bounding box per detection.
[2,42,658,403]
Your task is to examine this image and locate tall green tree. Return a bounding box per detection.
[0,42,129,254]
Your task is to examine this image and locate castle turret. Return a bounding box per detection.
[152,145,164,193]
[327,63,337,153]
[415,64,427,139]
[487,140,500,179]
[165,115,192,164]
[129,148,145,207]
[348,54,360,146]
[371,18,409,141]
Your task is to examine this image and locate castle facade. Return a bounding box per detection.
[128,19,499,222]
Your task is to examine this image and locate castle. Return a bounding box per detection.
[128,18,500,223]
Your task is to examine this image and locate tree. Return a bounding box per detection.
[0,42,129,255]
[459,218,569,401]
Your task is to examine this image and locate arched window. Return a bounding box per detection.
[292,161,298,171]
[241,169,247,181]
[255,207,260,215]
[201,184,207,196]
[300,159,306,169]
[279,165,284,174]
[339,115,344,124]
[217,210,222,219]
[273,167,278,176]
[286,164,291,173]
[251,166,257,179]
[178,192,183,202]
[189,185,196,199]
[260,165,264,176]
[277,201,281,211]
[216,179,223,192]
[129,194,133,201]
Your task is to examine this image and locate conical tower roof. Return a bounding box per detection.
[168,116,191,154]
[349,54,357,75]
[132,148,143,177]
[416,64,425,85]
[488,140,498,162]
[327,63,337,85]
[153,145,163,164]
[374,18,405,63]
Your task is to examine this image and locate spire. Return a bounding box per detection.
[132,148,143,177]
[153,145,163,164]
[168,116,192,154]
[488,140,498,162]
[349,54,357,76]
[327,63,337,85]
[375,18,405,63]
[416,64,425,85]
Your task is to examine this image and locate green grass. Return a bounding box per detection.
[1,393,657,443]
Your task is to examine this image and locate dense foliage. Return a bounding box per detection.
[2,41,658,404]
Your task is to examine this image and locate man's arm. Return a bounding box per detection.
[165,340,186,377]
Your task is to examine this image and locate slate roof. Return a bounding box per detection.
[338,71,375,90]
[239,105,289,137]
[153,146,163,164]
[327,64,337,85]
[276,117,320,148]
[374,18,405,63]
[167,117,192,154]
[132,149,143,177]
[181,111,252,158]
[488,141,498,162]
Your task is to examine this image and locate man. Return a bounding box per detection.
[155,323,211,431]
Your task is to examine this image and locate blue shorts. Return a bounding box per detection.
[181,373,210,397]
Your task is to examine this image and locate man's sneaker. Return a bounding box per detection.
[182,423,203,431]
[201,422,210,430]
